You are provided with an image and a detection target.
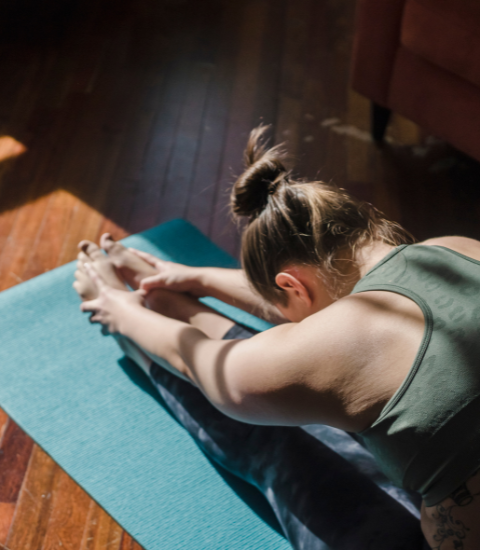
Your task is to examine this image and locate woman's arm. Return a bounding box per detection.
[80,280,257,419]
[129,250,286,325]
[81,267,365,428]
[421,469,480,549]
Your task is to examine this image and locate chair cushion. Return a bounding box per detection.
[351,0,406,106]
[401,0,480,89]
[388,46,480,163]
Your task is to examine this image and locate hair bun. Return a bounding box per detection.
[231,125,289,218]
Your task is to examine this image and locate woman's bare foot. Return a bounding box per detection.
[98,233,188,316]
[73,241,128,300]
[99,233,158,290]
[98,233,234,337]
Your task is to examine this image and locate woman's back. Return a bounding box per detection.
[344,236,480,505]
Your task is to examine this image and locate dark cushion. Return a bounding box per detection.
[401,0,480,88]
[388,46,480,161]
[351,0,406,106]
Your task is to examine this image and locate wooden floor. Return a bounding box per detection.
[1,0,480,548]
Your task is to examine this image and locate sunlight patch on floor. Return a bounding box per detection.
[0,136,27,163]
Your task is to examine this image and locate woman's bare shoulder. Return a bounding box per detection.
[420,236,480,262]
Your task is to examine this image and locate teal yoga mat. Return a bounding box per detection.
[0,219,287,550]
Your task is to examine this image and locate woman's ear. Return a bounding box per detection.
[275,272,313,308]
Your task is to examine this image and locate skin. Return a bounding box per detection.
[75,232,480,549]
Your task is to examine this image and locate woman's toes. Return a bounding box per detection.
[76,260,86,273]
[100,233,125,259]
[78,240,104,261]
[99,233,115,251]
[77,251,90,265]
[73,270,98,300]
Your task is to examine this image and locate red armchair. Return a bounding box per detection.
[351,0,480,162]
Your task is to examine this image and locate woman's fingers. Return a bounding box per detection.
[139,274,166,291]
[128,248,162,268]
[80,298,100,312]
[133,288,147,299]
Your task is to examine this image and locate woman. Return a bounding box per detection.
[75,126,480,549]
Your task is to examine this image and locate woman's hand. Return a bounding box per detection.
[128,249,204,296]
[80,264,146,334]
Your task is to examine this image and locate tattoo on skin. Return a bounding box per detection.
[429,472,480,550]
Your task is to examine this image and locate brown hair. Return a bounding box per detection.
[231,125,415,304]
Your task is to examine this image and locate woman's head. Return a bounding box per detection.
[231,125,415,306]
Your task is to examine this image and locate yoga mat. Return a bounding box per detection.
[0,219,421,549]
[0,219,286,550]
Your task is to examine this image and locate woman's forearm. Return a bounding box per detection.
[118,303,206,386]
[117,303,244,416]
[130,250,285,324]
[196,267,286,324]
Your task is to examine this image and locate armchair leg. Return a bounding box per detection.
[371,102,392,143]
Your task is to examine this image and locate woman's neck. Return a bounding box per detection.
[282,240,400,314]
[355,240,397,279]
[332,240,397,300]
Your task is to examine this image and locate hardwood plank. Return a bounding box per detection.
[34,67,131,267]
[120,67,171,233]
[0,92,87,262]
[119,531,143,550]
[0,420,34,503]
[58,203,105,267]
[251,0,286,128]
[231,0,286,257]
[58,43,144,255]
[210,0,270,255]
[275,96,303,159]
[35,43,81,112]
[0,503,15,546]
[155,0,224,226]
[0,136,27,163]
[0,414,13,545]
[324,0,359,189]
[185,2,242,235]
[0,209,19,259]
[274,0,310,158]
[0,409,8,443]
[0,106,57,202]
[57,162,120,266]
[297,1,332,182]
[0,194,52,290]
[98,32,170,233]
[157,58,214,222]
[278,0,311,101]
[40,468,91,550]
[5,446,59,550]
[79,501,123,550]
[128,35,195,232]
[345,89,373,192]
[21,190,77,281]
[69,36,106,95]
[0,47,36,135]
[0,93,92,288]
[7,50,58,143]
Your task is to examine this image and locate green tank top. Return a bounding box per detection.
[352,244,480,506]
